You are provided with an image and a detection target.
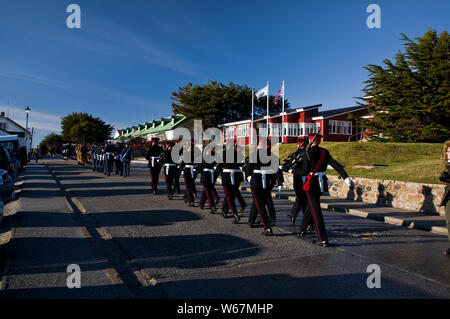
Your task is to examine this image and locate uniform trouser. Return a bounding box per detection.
[104,158,113,174]
[122,161,131,176]
[173,169,181,192]
[290,175,309,221]
[115,160,122,174]
[92,157,95,170]
[149,165,162,191]
[164,167,176,196]
[199,176,216,209]
[222,182,239,216]
[302,177,328,242]
[235,187,247,209]
[266,186,276,219]
[183,170,196,203]
[249,187,272,230]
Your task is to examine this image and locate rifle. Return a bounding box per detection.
[287,127,322,171]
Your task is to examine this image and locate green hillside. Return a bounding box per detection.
[278,142,444,184]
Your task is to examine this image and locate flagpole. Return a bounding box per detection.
[251,90,254,144]
[266,81,269,138]
[282,80,285,143]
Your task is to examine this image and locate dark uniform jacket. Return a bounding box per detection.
[243,149,277,189]
[121,147,133,162]
[146,144,164,168]
[216,146,244,185]
[300,145,349,193]
[301,145,348,178]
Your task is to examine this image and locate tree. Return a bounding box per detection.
[171,81,290,129]
[61,112,113,143]
[39,133,64,155]
[358,29,450,142]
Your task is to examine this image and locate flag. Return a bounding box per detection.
[273,83,284,105]
[255,84,269,99]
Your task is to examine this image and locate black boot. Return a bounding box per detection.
[232,214,240,224]
[210,207,217,214]
[318,241,329,247]
[261,228,273,236]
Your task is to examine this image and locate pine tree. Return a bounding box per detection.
[358,29,449,142]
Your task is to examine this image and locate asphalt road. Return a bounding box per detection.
[1,157,449,299]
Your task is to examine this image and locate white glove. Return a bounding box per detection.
[288,169,293,173]
[247,176,251,183]
[344,177,354,188]
[278,185,283,192]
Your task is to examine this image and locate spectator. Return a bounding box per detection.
[440,139,450,256]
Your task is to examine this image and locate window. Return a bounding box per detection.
[225,126,235,139]
[329,120,352,135]
[236,124,249,137]
[0,123,6,130]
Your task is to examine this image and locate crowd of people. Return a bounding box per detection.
[90,142,133,177]
[145,133,354,247]
[66,135,450,253]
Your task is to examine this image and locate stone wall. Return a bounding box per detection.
[282,173,446,217]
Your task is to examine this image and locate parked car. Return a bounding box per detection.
[0,169,14,224]
[0,144,17,182]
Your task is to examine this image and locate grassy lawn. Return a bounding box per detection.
[277,142,445,184]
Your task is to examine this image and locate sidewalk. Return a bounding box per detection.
[240,185,448,237]
[0,164,122,298]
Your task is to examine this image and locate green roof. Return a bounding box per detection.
[117,114,187,139]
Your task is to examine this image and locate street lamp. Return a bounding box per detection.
[25,106,30,162]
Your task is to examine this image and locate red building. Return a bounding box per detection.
[219,104,368,144]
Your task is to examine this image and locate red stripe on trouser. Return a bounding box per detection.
[223,186,236,216]
[250,189,267,230]
[203,184,212,208]
[305,190,323,242]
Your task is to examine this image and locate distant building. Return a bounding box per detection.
[116,114,187,141]
[0,112,32,152]
[219,104,369,144]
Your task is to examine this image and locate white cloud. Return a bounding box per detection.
[0,70,67,90]
[0,105,61,133]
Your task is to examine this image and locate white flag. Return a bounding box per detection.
[255,84,269,99]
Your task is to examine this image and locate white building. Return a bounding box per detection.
[0,112,32,153]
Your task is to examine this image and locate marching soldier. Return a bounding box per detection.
[114,143,124,175]
[104,142,115,176]
[172,138,182,195]
[299,133,354,246]
[243,138,277,236]
[146,137,164,195]
[121,143,133,177]
[282,137,313,229]
[217,139,244,224]
[180,139,197,207]
[198,147,218,213]
[161,141,177,199]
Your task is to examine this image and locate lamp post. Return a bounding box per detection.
[25,106,30,162]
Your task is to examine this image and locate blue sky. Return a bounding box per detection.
[0,0,448,145]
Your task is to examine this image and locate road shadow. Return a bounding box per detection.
[13,209,201,228]
[152,273,448,299]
